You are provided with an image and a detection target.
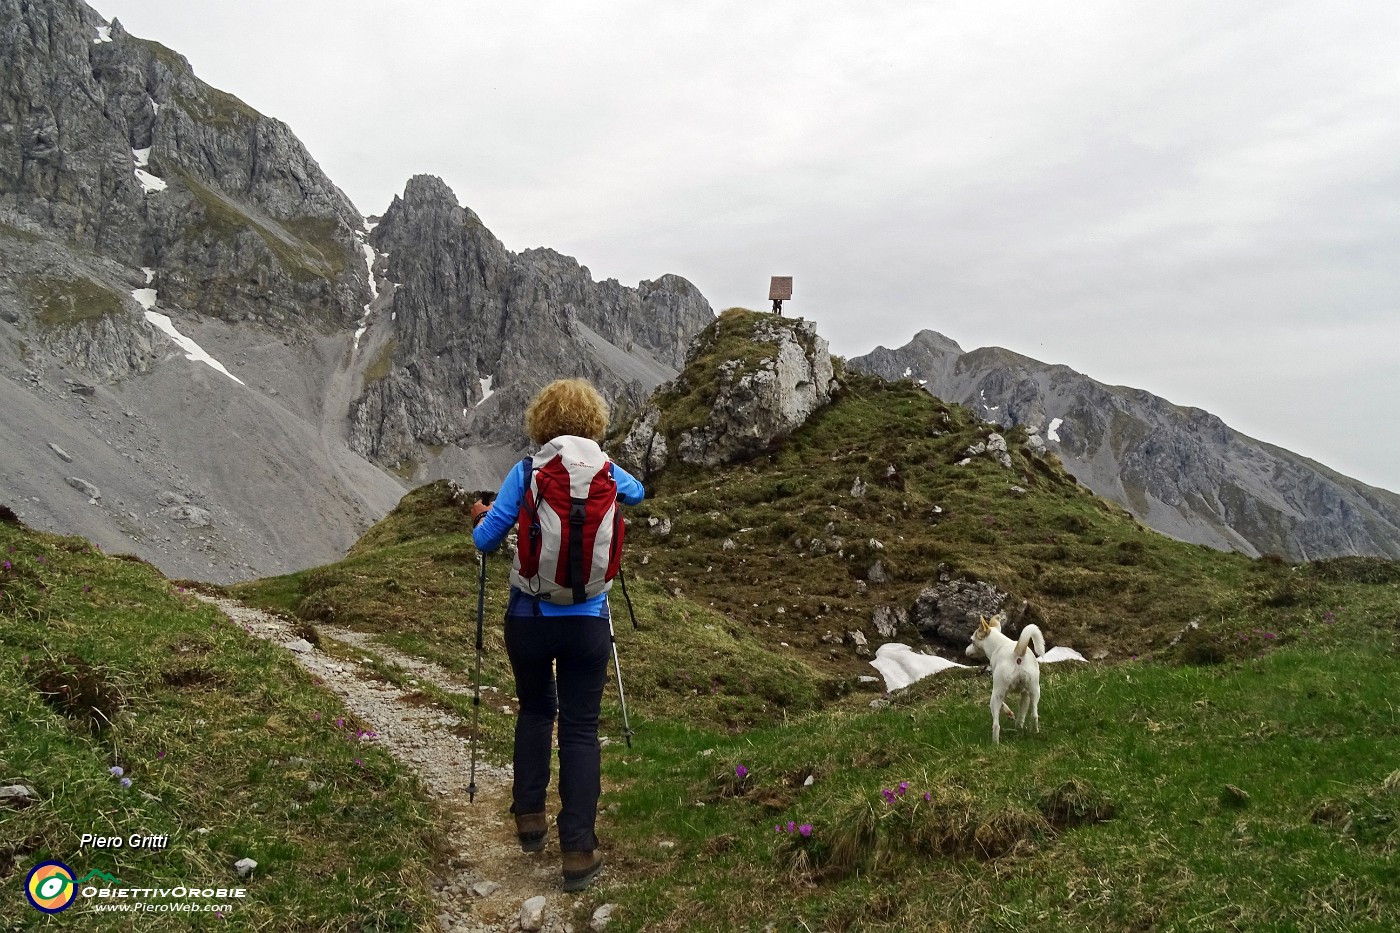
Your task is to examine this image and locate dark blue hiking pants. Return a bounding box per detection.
[503,613,611,853]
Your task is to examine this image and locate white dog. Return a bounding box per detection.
[965,613,1046,744]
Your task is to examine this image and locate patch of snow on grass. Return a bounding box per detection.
[143,310,245,385]
[869,643,969,692]
[1040,646,1087,663]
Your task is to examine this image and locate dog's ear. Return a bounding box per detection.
[975,616,991,637]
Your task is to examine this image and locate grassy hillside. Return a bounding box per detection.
[0,515,439,930]
[226,313,1400,930]
[13,305,1398,930]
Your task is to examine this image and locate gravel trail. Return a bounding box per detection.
[199,595,614,933]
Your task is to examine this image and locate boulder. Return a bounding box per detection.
[910,578,1009,648]
[65,476,100,500]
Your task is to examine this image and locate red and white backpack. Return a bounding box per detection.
[510,435,624,604]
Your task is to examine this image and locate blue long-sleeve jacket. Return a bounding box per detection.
[472,457,645,618]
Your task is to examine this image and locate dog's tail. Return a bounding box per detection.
[1015,624,1046,659]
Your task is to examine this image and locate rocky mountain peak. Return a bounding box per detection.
[349,175,712,478]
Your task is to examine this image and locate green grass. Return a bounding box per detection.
[17,275,124,330]
[593,621,1400,931]
[0,522,440,930]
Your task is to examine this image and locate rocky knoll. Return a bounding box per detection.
[349,175,712,470]
[614,308,838,478]
[851,331,1400,560]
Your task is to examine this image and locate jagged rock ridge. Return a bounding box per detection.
[850,331,1400,560]
[349,174,713,470]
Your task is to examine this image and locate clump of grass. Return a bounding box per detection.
[25,654,125,732]
[291,619,321,647]
[1312,769,1400,851]
[807,782,1052,881]
[1309,557,1400,585]
[1038,777,1115,829]
[972,805,1049,858]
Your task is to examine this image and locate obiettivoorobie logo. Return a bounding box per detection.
[24,862,124,914]
[26,861,73,914]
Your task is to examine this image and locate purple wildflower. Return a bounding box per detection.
[735,764,748,780]
[355,758,364,767]
[775,824,782,833]
[109,766,124,777]
[1263,632,1276,640]
[798,823,813,837]
[786,821,796,833]
[2,561,10,571]
[897,781,908,797]
[119,777,132,789]
[158,751,166,759]
[881,788,896,804]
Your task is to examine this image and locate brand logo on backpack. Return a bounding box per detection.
[511,437,624,604]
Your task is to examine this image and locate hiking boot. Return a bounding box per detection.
[561,850,604,892]
[515,812,547,852]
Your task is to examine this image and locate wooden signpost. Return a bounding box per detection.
[769,276,792,315]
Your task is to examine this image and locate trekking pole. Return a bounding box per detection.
[618,569,639,631]
[608,614,635,749]
[468,551,486,803]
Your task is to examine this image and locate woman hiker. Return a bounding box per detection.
[471,378,644,893]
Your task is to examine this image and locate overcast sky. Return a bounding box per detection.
[98,0,1400,494]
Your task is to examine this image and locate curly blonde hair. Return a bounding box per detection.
[524,378,610,445]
